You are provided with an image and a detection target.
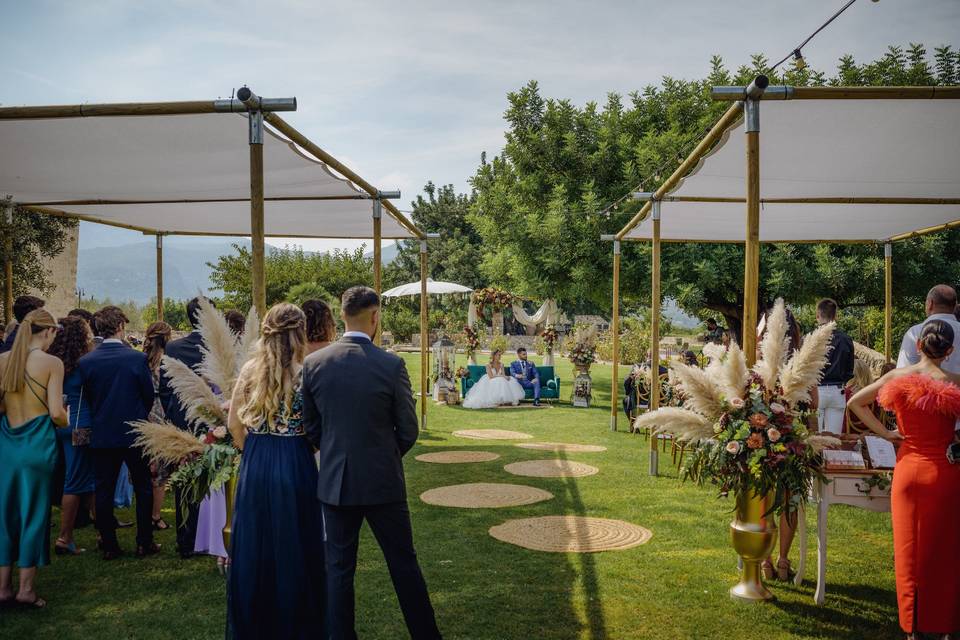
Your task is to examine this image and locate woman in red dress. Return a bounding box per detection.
[849,319,960,638]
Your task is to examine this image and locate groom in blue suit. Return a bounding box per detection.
[510,347,541,406]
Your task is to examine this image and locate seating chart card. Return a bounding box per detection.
[863,435,897,469]
[823,449,866,470]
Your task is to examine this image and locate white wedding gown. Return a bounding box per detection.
[463,367,526,409]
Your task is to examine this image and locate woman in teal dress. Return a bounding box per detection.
[0,309,69,609]
[47,316,96,556]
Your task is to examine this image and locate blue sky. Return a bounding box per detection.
[2,0,957,253]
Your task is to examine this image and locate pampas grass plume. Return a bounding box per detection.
[130,420,204,464]
[634,407,715,442]
[162,355,226,430]
[779,321,835,407]
[197,298,239,398]
[670,362,727,420]
[754,299,790,391]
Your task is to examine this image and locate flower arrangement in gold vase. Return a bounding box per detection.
[567,323,598,371]
[634,299,841,600]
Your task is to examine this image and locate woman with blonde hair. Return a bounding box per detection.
[0,309,69,609]
[226,303,324,637]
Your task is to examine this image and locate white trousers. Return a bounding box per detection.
[817,385,847,434]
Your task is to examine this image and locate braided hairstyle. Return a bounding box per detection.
[144,321,173,373]
[919,319,955,360]
[237,303,307,430]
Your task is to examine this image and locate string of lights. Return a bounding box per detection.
[770,0,877,71]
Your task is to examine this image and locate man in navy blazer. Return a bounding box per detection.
[78,306,158,559]
[158,296,207,557]
[302,287,440,639]
[509,347,541,406]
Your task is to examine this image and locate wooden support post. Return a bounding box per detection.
[743,99,761,367]
[420,240,429,429]
[649,200,662,476]
[2,199,12,325]
[156,234,164,322]
[884,243,893,362]
[373,198,383,346]
[248,111,266,318]
[610,240,621,432]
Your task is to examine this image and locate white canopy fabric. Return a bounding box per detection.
[383,278,472,297]
[0,112,415,238]
[624,99,960,242]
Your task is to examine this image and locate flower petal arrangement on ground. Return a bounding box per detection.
[634,299,842,516]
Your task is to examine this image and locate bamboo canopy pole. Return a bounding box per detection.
[649,201,662,477]
[616,101,744,240]
[666,196,960,206]
[0,97,296,120]
[742,89,763,367]
[22,205,158,234]
[373,199,383,346]
[711,85,960,101]
[2,199,12,325]
[420,240,429,429]
[610,240,621,432]
[156,234,164,322]
[250,140,266,318]
[262,113,422,240]
[884,243,893,362]
[889,219,960,242]
[21,195,371,207]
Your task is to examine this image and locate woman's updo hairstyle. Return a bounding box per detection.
[919,319,954,360]
[301,299,336,343]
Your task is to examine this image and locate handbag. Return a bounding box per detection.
[71,387,92,447]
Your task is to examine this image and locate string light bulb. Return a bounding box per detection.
[792,49,807,71]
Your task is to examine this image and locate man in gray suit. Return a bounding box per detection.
[302,286,441,640]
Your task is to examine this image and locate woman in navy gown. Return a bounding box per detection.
[47,316,96,555]
[226,303,324,639]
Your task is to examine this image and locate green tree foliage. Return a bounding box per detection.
[1,205,77,317]
[208,244,372,311]
[141,298,191,331]
[468,45,959,338]
[386,182,485,290]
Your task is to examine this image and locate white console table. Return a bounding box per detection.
[794,469,892,605]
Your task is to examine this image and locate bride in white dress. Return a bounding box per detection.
[463,350,526,409]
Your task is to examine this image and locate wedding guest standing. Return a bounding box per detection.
[48,316,97,555]
[302,298,336,355]
[78,306,159,560]
[0,309,68,609]
[224,309,246,336]
[814,299,854,434]
[897,285,960,373]
[159,296,208,558]
[143,321,172,531]
[303,287,440,639]
[0,295,45,354]
[849,320,960,637]
[227,303,324,638]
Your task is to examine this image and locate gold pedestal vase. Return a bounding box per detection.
[729,489,777,602]
[222,472,238,553]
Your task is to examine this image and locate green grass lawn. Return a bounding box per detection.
[0,355,900,639]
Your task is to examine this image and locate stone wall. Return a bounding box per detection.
[28,227,79,318]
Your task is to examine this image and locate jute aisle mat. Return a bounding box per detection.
[489,516,652,552]
[453,429,533,440]
[516,442,607,453]
[504,459,599,478]
[415,451,501,464]
[420,483,553,508]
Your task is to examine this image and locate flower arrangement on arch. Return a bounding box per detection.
[471,287,516,323]
[463,323,481,358]
[541,324,559,353]
[633,299,841,516]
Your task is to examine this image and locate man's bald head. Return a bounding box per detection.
[926,284,957,315]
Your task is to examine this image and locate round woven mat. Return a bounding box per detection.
[504,459,599,478]
[515,442,607,453]
[453,429,533,440]
[420,483,554,508]
[489,516,652,552]
[415,451,501,464]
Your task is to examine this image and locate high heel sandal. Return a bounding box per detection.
[761,559,775,580]
[777,558,793,582]
[54,538,84,555]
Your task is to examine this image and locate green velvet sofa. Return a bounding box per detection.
[460,364,561,401]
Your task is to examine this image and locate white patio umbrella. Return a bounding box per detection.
[382,278,472,297]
